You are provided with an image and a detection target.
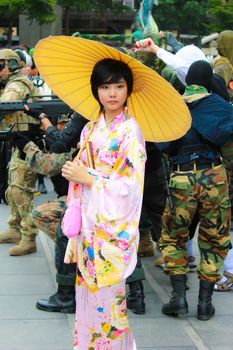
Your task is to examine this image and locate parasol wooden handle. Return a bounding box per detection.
[75,122,96,169]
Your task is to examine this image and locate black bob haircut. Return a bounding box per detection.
[90,58,133,110]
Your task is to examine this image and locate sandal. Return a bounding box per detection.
[214,271,233,291]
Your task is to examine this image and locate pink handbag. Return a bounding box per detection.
[61,182,82,238]
[61,123,96,239]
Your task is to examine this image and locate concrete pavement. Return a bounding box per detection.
[0,179,233,350]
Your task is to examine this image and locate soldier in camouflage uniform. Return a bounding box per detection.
[0,49,39,256]
[157,61,233,321]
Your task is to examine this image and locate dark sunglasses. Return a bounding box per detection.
[0,63,5,71]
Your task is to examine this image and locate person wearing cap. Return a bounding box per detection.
[0,48,39,256]
[156,60,233,321]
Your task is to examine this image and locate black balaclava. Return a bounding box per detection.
[185,60,213,92]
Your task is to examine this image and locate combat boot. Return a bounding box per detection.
[0,228,21,243]
[138,230,154,257]
[127,281,145,314]
[162,274,188,315]
[9,235,36,256]
[36,284,76,313]
[197,280,215,321]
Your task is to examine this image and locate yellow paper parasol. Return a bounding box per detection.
[34,36,191,142]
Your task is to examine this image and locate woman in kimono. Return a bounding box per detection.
[62,58,146,349]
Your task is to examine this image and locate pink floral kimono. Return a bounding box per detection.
[64,111,146,350]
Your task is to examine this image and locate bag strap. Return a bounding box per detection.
[75,121,96,160]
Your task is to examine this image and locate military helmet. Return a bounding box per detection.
[0,49,21,63]
[0,49,21,71]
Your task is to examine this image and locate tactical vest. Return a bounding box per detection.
[168,126,220,164]
[0,74,38,131]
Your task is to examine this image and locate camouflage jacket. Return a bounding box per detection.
[0,72,38,131]
[24,141,72,176]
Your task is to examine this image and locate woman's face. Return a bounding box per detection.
[97,78,128,117]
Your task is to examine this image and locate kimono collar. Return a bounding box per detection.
[183,85,209,103]
[99,110,129,131]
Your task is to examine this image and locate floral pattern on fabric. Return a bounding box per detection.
[65,112,146,288]
[64,111,145,350]
[74,280,136,350]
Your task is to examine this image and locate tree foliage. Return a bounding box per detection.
[57,0,90,35]
[154,0,208,36]
[154,0,233,35]
[0,0,56,23]
[206,0,233,32]
[0,0,56,43]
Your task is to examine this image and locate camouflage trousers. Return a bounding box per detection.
[160,164,231,282]
[6,185,38,238]
[31,196,77,286]
[31,196,67,241]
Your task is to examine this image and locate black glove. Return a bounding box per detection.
[11,132,31,151]
[23,105,46,120]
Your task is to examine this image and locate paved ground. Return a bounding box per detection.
[1,178,233,350]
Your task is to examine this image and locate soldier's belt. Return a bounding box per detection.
[172,159,222,172]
